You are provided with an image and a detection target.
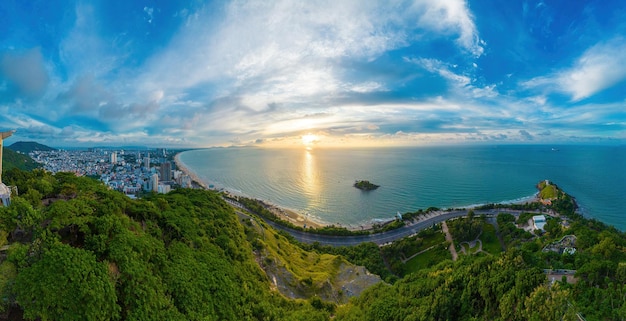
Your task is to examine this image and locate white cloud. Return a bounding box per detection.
[4,1,513,147]
[410,58,470,86]
[558,39,626,101]
[347,81,385,93]
[137,0,483,107]
[522,38,626,101]
[410,0,484,56]
[408,57,499,99]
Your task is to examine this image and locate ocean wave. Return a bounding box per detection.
[449,193,538,210]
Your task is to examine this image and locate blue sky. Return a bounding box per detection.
[1,0,625,148]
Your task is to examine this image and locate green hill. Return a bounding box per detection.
[2,148,41,172]
[0,170,337,320]
[6,141,55,154]
[0,171,624,320]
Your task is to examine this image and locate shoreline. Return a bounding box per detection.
[174,153,209,190]
[175,152,325,229]
[174,152,540,231]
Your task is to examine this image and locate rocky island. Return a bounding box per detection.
[354,180,379,191]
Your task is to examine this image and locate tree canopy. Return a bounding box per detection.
[0,170,624,320]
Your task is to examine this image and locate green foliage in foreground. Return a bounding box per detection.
[337,184,626,320]
[338,252,571,321]
[1,170,626,321]
[0,169,331,320]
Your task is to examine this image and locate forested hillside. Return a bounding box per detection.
[6,141,55,154]
[1,149,40,172]
[0,169,332,320]
[0,169,625,320]
[335,188,626,320]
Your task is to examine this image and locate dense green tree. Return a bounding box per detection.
[2,170,626,321]
[522,285,577,321]
[14,242,119,321]
[0,197,42,233]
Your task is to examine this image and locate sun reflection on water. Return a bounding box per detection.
[301,150,322,208]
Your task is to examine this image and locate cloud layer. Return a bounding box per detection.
[0,0,625,147]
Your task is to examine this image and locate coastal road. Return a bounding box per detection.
[249,209,470,246]
[227,198,539,246]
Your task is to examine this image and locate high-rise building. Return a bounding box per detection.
[143,156,150,169]
[110,152,118,164]
[150,173,159,192]
[160,162,172,182]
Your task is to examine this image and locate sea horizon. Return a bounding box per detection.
[178,144,626,231]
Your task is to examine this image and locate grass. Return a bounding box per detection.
[253,219,344,286]
[539,184,558,199]
[404,245,451,273]
[479,223,502,255]
[421,231,446,248]
[406,231,446,257]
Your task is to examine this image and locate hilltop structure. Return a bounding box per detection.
[0,130,16,206]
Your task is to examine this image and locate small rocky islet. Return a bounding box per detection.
[353,180,379,191]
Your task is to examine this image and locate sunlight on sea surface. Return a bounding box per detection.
[179,145,626,230]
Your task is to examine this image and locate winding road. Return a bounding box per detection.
[227,197,525,246]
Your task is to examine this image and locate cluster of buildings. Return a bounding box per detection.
[28,148,193,198]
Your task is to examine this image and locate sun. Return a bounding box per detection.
[301,134,318,146]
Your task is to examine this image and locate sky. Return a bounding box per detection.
[1,0,625,148]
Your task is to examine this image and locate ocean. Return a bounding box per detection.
[178,145,626,230]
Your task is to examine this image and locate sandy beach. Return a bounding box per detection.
[174,153,210,190]
[255,200,324,229]
[175,153,325,229]
[175,152,541,232]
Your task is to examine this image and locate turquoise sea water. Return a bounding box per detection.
[178,145,626,230]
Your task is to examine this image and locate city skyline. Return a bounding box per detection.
[1,0,625,148]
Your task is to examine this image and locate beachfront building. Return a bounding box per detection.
[181,175,192,188]
[150,173,159,192]
[157,183,171,194]
[533,215,547,231]
[160,161,172,182]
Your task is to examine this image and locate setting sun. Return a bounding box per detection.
[301,134,318,145]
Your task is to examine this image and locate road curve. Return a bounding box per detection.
[263,210,469,246]
[226,198,532,247]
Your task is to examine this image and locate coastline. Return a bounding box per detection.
[175,151,541,231]
[174,153,209,190]
[175,152,324,229]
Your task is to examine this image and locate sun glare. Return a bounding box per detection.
[301,134,318,146]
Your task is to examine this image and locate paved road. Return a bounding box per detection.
[227,198,542,247]
[265,212,471,246]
